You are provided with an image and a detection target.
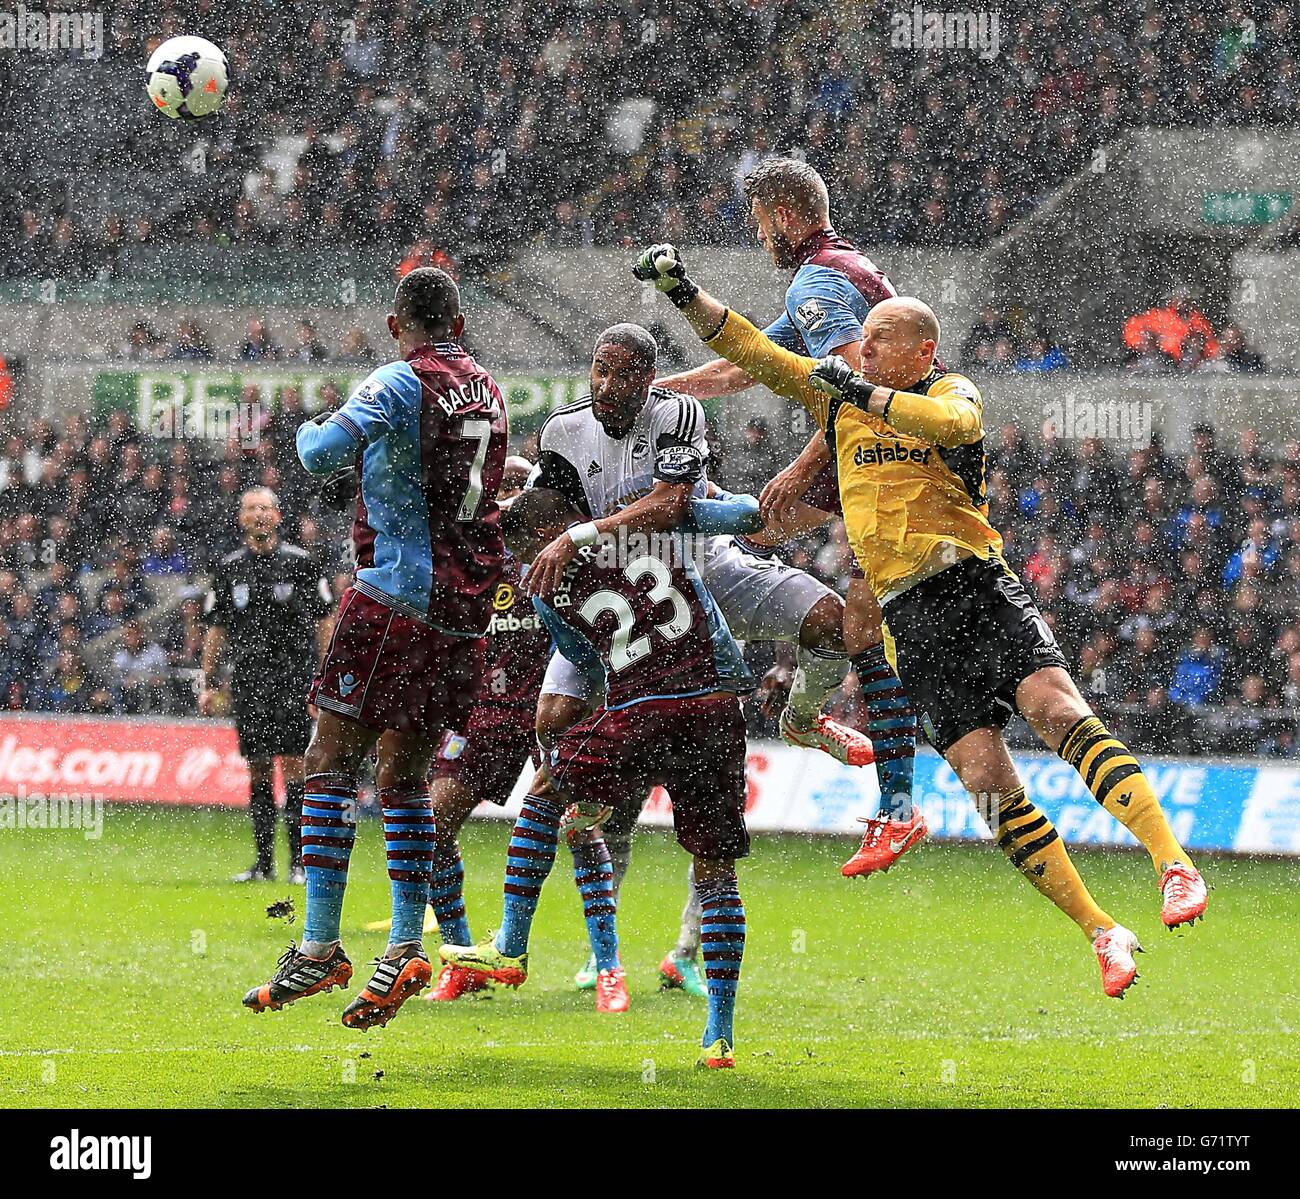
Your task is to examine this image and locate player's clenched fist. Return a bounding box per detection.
[808,354,859,397]
[632,243,698,306]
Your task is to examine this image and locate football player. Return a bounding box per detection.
[242,267,508,1028]
[442,486,755,1067]
[657,157,925,879]
[638,245,1208,998]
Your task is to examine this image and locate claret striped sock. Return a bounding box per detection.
[429,838,471,947]
[571,838,620,971]
[380,785,436,950]
[851,644,917,820]
[496,794,564,958]
[697,874,745,1047]
[301,774,358,948]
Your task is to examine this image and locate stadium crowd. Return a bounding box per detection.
[2,2,1294,278]
[0,400,1295,758]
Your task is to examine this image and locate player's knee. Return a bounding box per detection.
[693,857,736,888]
[797,594,846,653]
[428,779,476,833]
[841,583,883,656]
[1018,669,1090,745]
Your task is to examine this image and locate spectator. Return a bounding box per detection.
[110,621,170,714]
[1218,323,1266,373]
[1122,289,1219,365]
[339,327,378,364]
[239,319,282,362]
[1169,627,1224,706]
[143,527,188,575]
[168,319,215,362]
[288,320,329,363]
[1015,336,1069,372]
[40,648,110,714]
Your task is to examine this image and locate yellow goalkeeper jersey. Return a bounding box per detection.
[706,309,1003,601]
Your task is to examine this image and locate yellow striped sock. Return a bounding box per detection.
[1059,716,1188,875]
[992,786,1112,937]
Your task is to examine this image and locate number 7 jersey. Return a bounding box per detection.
[328,342,508,634]
[531,536,753,710]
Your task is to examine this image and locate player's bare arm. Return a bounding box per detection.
[655,357,756,398]
[198,623,226,715]
[524,478,692,597]
[760,430,831,526]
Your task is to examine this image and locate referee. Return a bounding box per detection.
[200,487,334,883]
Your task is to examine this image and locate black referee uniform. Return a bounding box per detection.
[204,542,333,872]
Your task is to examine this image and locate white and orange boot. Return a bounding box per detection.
[1160,862,1207,929]
[1093,925,1142,998]
[841,809,928,878]
[780,707,875,767]
[595,967,630,1014]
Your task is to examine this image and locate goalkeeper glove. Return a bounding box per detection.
[319,468,358,511]
[632,243,699,308]
[809,355,876,409]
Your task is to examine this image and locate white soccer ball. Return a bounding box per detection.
[145,35,228,120]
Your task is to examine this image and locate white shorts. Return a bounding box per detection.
[699,536,837,644]
[540,648,605,704]
[537,537,837,704]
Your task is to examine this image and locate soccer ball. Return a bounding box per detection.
[145,35,228,120]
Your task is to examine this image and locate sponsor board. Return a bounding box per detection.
[92,369,590,437]
[0,715,269,806]
[1,716,1294,855]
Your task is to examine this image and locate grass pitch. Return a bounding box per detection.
[1,805,1296,1108]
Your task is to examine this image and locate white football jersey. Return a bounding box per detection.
[534,387,709,518]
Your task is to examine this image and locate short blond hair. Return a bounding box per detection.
[742,157,830,221]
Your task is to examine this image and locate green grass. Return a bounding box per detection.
[1,806,1297,1108]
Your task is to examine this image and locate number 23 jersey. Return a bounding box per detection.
[531,537,752,711]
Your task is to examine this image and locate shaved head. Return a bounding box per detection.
[858,296,942,388]
[872,297,941,347]
[499,455,534,501]
[593,323,658,372]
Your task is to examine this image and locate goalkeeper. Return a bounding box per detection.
[634,244,1208,999]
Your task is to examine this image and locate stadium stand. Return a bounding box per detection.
[2,2,1296,277]
[3,401,1299,760]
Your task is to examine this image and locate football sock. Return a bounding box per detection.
[283,775,305,868]
[249,774,276,872]
[380,784,436,951]
[698,874,745,1047]
[604,827,633,901]
[429,838,471,947]
[786,644,849,726]
[571,838,619,971]
[301,774,358,945]
[850,645,917,821]
[675,861,702,957]
[1059,716,1190,875]
[989,786,1112,937]
[496,794,564,958]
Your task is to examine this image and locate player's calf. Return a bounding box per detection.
[695,866,745,1068]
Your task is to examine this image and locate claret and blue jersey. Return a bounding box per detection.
[532,535,753,711]
[763,229,897,359]
[296,342,508,635]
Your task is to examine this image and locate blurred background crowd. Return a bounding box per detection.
[3,2,1295,269]
[2,404,1296,759]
